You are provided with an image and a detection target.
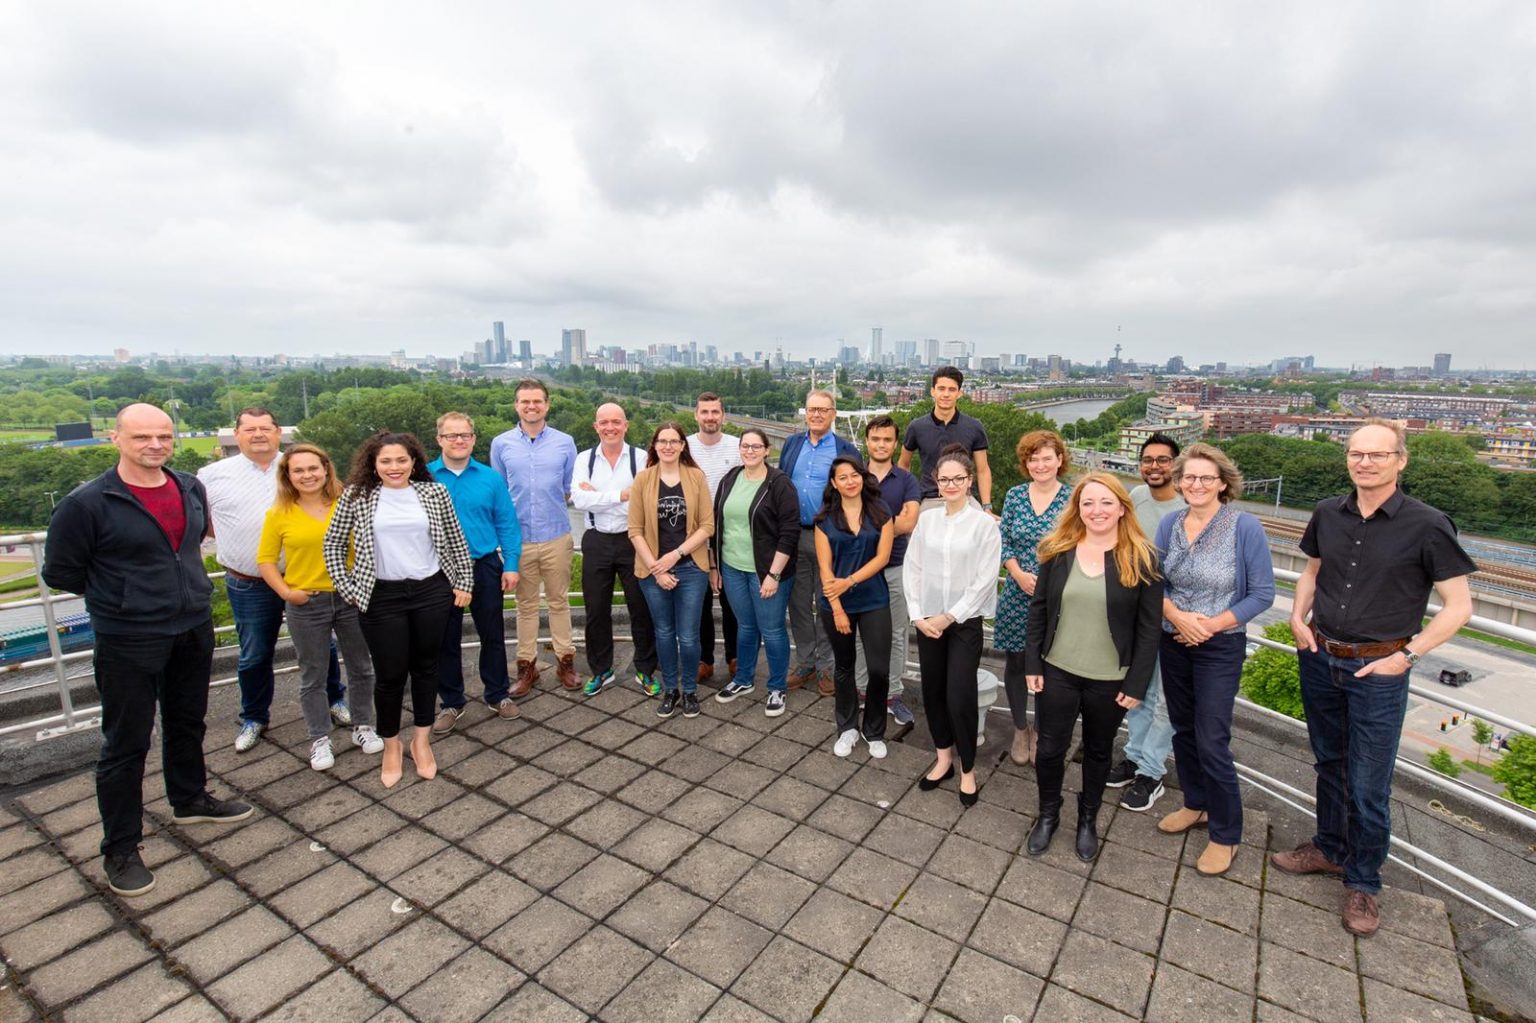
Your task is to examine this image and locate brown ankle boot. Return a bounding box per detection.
[511,660,539,698]
[556,654,579,690]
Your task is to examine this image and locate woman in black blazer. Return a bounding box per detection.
[1024,471,1162,861]
[709,428,802,718]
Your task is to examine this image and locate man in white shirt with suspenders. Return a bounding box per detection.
[687,392,741,683]
[573,403,659,696]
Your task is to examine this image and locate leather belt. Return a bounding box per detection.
[1318,633,1409,659]
[222,567,261,582]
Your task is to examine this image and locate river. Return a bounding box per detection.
[1039,398,1118,425]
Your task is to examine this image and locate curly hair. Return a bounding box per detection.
[344,431,435,494]
[1016,430,1070,478]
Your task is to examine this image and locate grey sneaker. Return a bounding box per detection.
[887,696,914,726]
[432,706,463,735]
[104,848,155,897]
[329,701,353,727]
[172,793,254,825]
[234,721,264,753]
[1120,775,1165,813]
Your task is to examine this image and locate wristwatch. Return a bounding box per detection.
[768,571,781,581]
[1402,648,1421,667]
[981,502,994,511]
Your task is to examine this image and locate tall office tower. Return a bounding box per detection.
[869,327,883,364]
[478,339,494,364]
[1434,352,1452,376]
[923,338,940,366]
[562,328,588,366]
[1013,353,1028,367]
[493,321,505,347]
[518,339,533,367]
[895,340,918,364]
[941,339,969,364]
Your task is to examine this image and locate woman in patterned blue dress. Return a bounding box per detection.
[996,429,1071,765]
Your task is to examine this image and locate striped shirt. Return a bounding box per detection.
[197,453,281,575]
[686,433,741,500]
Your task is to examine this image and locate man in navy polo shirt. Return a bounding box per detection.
[854,415,921,725]
[899,366,994,513]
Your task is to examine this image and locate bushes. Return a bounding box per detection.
[1426,748,1462,778]
[1491,734,1536,809]
[1240,621,1305,720]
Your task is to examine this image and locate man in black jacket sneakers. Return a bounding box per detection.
[43,403,253,897]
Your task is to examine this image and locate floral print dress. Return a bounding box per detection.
[993,481,1070,651]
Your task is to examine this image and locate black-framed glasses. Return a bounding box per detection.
[438,433,474,442]
[1346,450,1399,464]
[1181,474,1220,487]
[936,475,972,488]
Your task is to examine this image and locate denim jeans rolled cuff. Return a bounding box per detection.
[721,565,795,693]
[287,592,377,738]
[640,560,709,695]
[1297,646,1409,894]
[224,573,285,726]
[1122,660,1174,781]
[1159,631,1245,844]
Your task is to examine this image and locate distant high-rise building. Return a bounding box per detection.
[493,321,505,346]
[869,327,883,365]
[1012,353,1028,367]
[1047,354,1066,381]
[838,344,861,365]
[562,328,587,366]
[1434,352,1452,376]
[923,338,940,366]
[1166,355,1186,374]
[940,339,971,364]
[895,340,918,364]
[518,339,533,366]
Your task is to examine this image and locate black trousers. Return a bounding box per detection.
[1034,663,1130,814]
[1002,650,1032,730]
[93,620,214,857]
[581,529,657,676]
[360,573,453,738]
[700,583,738,667]
[822,605,891,740]
[438,552,512,708]
[917,617,984,773]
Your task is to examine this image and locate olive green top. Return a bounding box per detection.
[1044,555,1128,681]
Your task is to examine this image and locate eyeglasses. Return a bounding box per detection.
[1181,474,1220,487]
[1140,456,1173,466]
[805,407,834,416]
[739,443,766,452]
[1346,450,1400,464]
[655,438,683,447]
[936,475,972,488]
[438,433,474,442]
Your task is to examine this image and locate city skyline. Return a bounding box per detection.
[3,4,1535,367]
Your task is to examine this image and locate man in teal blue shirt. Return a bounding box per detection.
[429,411,523,732]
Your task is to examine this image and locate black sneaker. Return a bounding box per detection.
[682,693,702,718]
[657,690,681,719]
[1120,774,1165,813]
[171,792,255,825]
[1105,758,1138,788]
[104,848,155,897]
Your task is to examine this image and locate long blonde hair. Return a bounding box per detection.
[1037,471,1160,587]
[275,443,342,509]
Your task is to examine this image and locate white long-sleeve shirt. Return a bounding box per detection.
[903,503,1002,623]
[571,443,649,534]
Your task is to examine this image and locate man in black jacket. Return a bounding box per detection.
[42,403,253,898]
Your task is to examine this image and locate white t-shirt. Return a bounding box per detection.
[373,486,440,581]
[687,432,741,500]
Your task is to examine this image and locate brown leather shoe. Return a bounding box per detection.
[1197,842,1238,876]
[1342,890,1380,937]
[1157,807,1209,834]
[1009,727,1036,767]
[491,697,521,720]
[511,660,538,698]
[697,663,715,683]
[556,654,580,690]
[817,672,835,697]
[787,667,814,690]
[1270,841,1344,876]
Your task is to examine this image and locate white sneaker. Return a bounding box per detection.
[352,726,384,754]
[833,729,859,758]
[310,736,335,771]
[867,739,888,759]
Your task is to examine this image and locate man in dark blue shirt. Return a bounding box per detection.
[899,366,993,511]
[854,416,921,725]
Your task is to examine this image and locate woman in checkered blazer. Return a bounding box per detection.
[324,432,473,789]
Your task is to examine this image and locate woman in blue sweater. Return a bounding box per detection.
[1153,443,1275,876]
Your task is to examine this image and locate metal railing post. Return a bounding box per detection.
[27,534,78,730]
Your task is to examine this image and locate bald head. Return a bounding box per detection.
[116,403,172,433]
[594,403,630,448]
[112,403,176,482]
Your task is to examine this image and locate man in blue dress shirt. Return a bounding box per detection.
[429,411,523,732]
[490,380,579,695]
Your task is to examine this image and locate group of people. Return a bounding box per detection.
[42,373,1475,941]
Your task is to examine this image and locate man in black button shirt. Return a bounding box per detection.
[1273,419,1474,938]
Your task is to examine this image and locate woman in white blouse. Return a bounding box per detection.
[903,445,1003,807]
[324,432,473,788]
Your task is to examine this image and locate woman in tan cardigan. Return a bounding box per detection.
[629,421,715,720]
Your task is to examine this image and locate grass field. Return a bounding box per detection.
[0,430,57,443]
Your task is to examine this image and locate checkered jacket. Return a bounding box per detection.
[322,481,474,612]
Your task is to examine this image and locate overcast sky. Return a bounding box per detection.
[3,1,1534,368]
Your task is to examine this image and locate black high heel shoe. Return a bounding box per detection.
[918,765,954,791]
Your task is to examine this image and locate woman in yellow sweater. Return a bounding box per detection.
[257,443,381,771]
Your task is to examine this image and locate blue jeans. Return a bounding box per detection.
[720,564,795,693]
[438,553,511,709]
[1298,646,1410,895]
[639,561,708,695]
[225,574,343,725]
[1122,661,1174,781]
[1160,632,1246,845]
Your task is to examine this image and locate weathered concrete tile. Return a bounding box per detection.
[806,793,886,843]
[933,947,1044,1022]
[721,862,817,931]
[603,957,724,1023]
[701,994,779,1023]
[620,731,688,766]
[615,771,692,815]
[670,837,757,901]
[771,824,855,884]
[710,805,795,859]
[1358,927,1467,1009]
[283,784,374,834]
[544,704,609,737]
[3,899,116,971]
[382,776,465,817]
[573,755,647,795]
[1160,910,1257,994]
[175,904,293,982]
[435,869,539,940]
[484,765,560,807]
[565,798,647,847]
[1146,961,1256,1022]
[1050,929,1155,1018]
[1093,841,1179,903]
[783,886,884,963]
[663,787,745,834]
[399,947,523,1023]
[420,792,506,841]
[52,958,193,1022]
[701,759,778,800]
[1361,976,1474,1023]
[730,936,843,1023]
[1257,941,1364,1023]
[753,776,829,820]
[39,796,101,837]
[507,832,598,890]
[953,802,1031,852]
[894,873,988,943]
[994,856,1089,923]
[698,721,764,758]
[1170,872,1260,937]
[662,744,732,784]
[969,898,1070,978]
[483,896,593,974]
[927,832,1012,894]
[825,846,920,911]
[1033,981,1139,1021]
[461,811,547,865]
[235,842,331,899]
[350,825,448,882]
[537,925,650,1014]
[261,966,387,1022]
[0,847,68,898]
[552,853,651,919]
[389,846,489,909]
[138,878,252,946]
[1378,888,1456,949]
[445,748,519,787]
[0,861,92,934]
[146,993,225,1022]
[740,735,811,773]
[608,880,710,951]
[818,969,924,1023]
[266,861,375,929]
[311,804,408,856]
[581,716,647,752]
[863,812,946,867]
[205,934,332,1019]
[305,888,414,960]
[478,982,587,1022]
[612,816,698,872]
[1259,891,1355,970]
[857,913,958,1002]
[520,783,603,828]
[1071,881,1167,956]
[894,785,966,831]
[666,905,774,989]
[351,915,470,998]
[17,773,97,815]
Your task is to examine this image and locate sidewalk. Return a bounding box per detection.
[0,671,1474,1021]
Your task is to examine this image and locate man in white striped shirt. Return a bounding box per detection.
[198,408,345,753]
[687,392,741,684]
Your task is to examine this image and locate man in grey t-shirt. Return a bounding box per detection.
[1107,434,1185,812]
